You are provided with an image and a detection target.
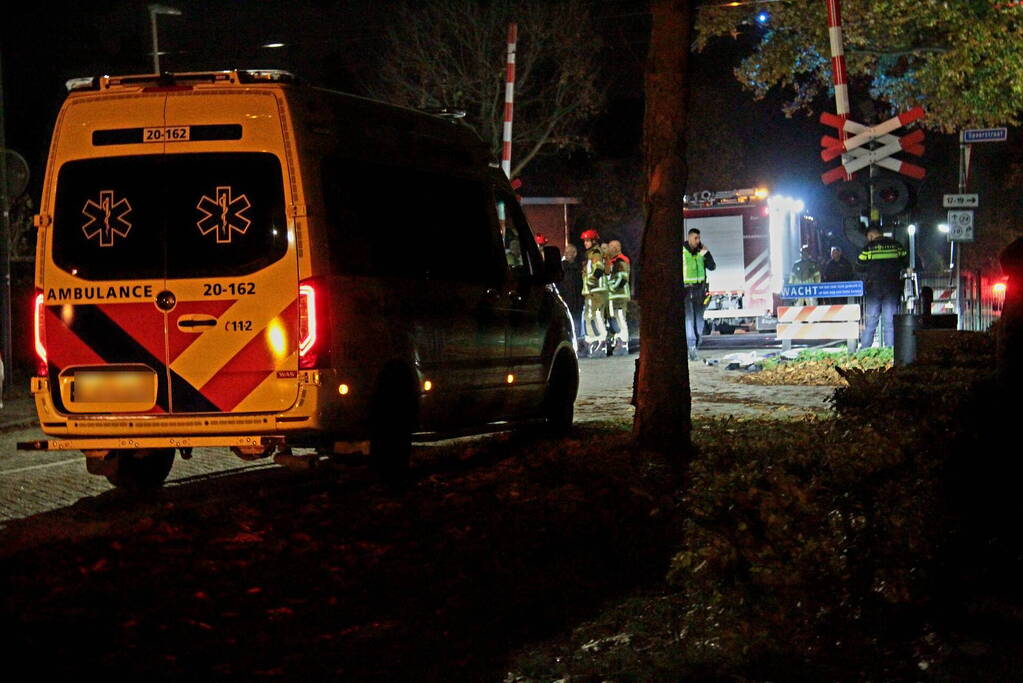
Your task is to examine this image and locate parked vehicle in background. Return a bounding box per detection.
[22,69,578,488]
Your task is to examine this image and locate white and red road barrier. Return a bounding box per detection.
[776,304,861,340]
[501,23,517,178]
[824,0,851,180]
[820,0,925,185]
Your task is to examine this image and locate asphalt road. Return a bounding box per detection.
[0,350,832,524]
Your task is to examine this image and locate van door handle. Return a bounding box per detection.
[177,315,218,332]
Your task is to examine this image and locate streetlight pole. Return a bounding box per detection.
[955,130,971,329]
[148,4,181,74]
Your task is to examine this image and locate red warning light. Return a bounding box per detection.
[33,291,47,376]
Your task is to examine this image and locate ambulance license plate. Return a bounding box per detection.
[73,371,153,403]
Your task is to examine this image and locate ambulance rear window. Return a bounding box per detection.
[52,153,287,280]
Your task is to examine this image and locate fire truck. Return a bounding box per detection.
[683,188,819,333]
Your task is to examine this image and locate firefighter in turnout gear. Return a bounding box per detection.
[683,227,716,361]
[580,229,608,356]
[606,239,631,355]
[856,224,908,348]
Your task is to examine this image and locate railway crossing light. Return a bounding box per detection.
[873,175,913,216]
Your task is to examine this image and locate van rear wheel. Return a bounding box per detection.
[543,354,578,435]
[369,374,417,482]
[103,448,175,490]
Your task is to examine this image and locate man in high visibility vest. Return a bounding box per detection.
[856,224,908,348]
[790,244,822,306]
[580,229,608,356]
[683,228,716,361]
[606,239,631,355]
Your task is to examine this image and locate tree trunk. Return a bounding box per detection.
[633,0,693,458]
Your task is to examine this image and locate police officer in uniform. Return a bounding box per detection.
[580,229,608,356]
[683,227,716,361]
[856,224,908,348]
[606,239,631,355]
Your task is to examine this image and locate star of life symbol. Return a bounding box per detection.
[82,190,133,247]
[196,186,252,243]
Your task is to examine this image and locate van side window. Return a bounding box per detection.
[321,160,502,284]
[496,196,542,279]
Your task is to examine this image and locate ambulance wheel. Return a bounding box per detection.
[369,371,417,482]
[104,448,175,490]
[542,352,578,435]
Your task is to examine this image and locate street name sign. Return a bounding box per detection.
[963,128,1007,143]
[947,209,974,242]
[943,193,979,208]
[780,280,864,299]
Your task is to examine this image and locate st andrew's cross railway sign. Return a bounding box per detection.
[819,107,926,184]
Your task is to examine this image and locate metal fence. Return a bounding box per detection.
[917,269,1004,332]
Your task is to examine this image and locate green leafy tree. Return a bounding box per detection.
[695,1,1023,131]
[371,0,604,177]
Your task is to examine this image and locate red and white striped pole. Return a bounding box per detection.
[501,23,517,178]
[824,0,850,180]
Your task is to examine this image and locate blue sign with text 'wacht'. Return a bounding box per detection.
[780,280,864,299]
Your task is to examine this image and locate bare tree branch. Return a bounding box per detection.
[370,0,604,176]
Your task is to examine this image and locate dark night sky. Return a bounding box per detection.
[2,0,998,261]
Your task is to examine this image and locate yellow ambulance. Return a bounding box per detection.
[21,70,578,488]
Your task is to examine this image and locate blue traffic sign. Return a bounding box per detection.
[780,280,864,299]
[963,127,1007,143]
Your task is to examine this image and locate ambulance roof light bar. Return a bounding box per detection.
[66,69,298,92]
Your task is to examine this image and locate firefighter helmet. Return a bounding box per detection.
[535,234,549,246]
[580,229,600,241]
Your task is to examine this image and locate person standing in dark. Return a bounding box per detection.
[683,227,716,361]
[822,246,855,305]
[606,239,631,355]
[856,225,907,348]
[558,243,585,348]
[822,246,854,283]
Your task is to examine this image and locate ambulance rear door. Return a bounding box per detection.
[160,91,300,414]
[44,93,172,415]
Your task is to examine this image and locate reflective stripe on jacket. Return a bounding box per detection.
[607,254,631,300]
[582,245,607,294]
[856,236,907,295]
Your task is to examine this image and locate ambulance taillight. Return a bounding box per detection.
[298,279,330,369]
[33,291,47,376]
